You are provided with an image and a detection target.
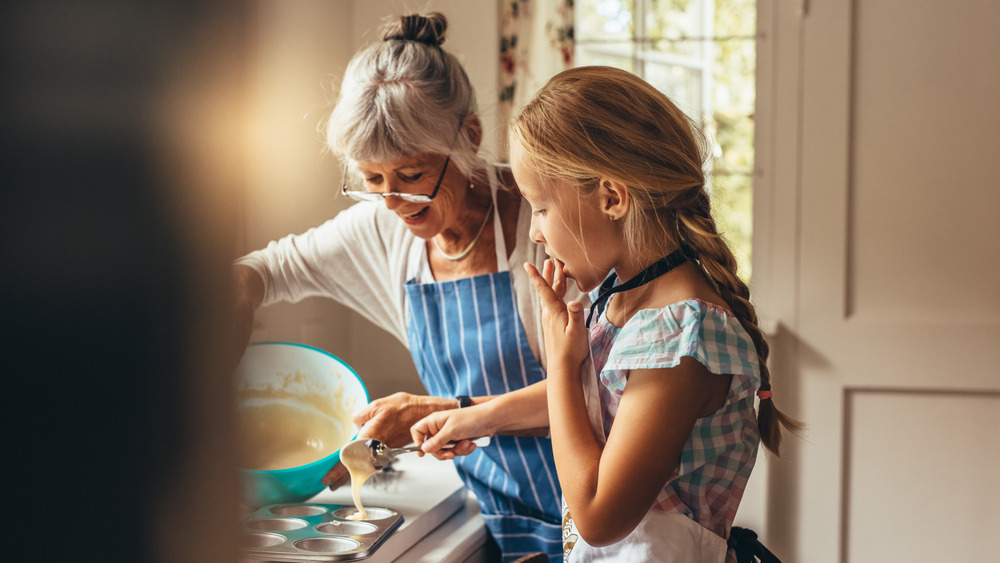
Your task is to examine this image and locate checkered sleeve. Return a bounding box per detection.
[603,300,760,386]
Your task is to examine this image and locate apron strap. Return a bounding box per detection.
[586,245,696,327]
[486,163,508,272]
[728,526,783,563]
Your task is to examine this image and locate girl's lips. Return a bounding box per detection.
[559,264,575,281]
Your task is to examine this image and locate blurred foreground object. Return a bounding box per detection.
[1,1,250,562]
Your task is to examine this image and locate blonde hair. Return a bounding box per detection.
[325,12,485,182]
[511,66,801,455]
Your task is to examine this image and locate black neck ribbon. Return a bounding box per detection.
[586,246,695,327]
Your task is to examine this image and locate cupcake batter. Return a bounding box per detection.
[339,439,377,520]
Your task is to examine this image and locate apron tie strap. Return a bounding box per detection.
[586,245,696,327]
[727,526,783,563]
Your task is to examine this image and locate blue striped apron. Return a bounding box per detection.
[404,174,563,562]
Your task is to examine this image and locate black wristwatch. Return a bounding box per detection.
[456,395,473,409]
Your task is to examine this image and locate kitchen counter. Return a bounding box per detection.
[242,453,488,562]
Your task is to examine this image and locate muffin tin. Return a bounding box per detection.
[240,503,403,561]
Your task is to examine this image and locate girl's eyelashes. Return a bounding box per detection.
[531,208,546,217]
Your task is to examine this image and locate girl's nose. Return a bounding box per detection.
[528,221,544,245]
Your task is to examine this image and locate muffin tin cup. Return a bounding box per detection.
[240,503,403,561]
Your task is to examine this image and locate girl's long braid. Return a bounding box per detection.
[676,190,802,455]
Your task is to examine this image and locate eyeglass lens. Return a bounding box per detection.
[342,155,449,203]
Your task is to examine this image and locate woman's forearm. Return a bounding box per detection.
[229,264,266,366]
[233,264,265,311]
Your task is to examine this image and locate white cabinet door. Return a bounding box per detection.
[757,1,1000,561]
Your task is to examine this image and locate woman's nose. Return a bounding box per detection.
[380,179,405,210]
[383,195,405,212]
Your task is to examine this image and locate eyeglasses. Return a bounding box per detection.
[341,155,451,204]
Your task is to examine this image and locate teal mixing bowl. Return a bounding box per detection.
[234,341,369,507]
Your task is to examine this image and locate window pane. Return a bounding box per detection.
[643,61,703,119]
[709,169,753,281]
[648,0,708,59]
[576,0,635,42]
[576,48,636,72]
[710,0,756,280]
[709,111,755,280]
[713,5,756,116]
[715,0,756,37]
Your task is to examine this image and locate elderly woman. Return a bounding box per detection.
[231,13,573,563]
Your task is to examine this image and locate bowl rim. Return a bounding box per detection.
[238,341,370,474]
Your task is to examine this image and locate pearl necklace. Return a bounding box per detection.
[432,201,495,261]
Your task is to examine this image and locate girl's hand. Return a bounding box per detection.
[411,406,491,460]
[524,259,589,373]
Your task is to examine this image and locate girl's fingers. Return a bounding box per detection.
[448,440,477,457]
[524,263,563,309]
[566,301,585,332]
[541,258,553,287]
[410,420,428,447]
[410,422,427,446]
[411,414,448,452]
[551,259,566,299]
[412,410,472,454]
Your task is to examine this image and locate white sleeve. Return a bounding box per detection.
[235,202,420,345]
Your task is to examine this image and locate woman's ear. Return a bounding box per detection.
[464,113,483,153]
[599,177,630,220]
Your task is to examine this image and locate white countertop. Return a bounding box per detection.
[241,453,487,562]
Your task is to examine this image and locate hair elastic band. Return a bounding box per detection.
[757,389,773,401]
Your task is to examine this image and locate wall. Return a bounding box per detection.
[753,1,1000,560]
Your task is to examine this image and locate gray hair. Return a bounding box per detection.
[326,13,484,182]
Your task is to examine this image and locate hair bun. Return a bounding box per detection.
[382,12,447,47]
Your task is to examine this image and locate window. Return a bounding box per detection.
[576,0,757,281]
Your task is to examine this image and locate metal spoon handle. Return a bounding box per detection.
[366,436,491,469]
[386,445,423,454]
[386,435,491,456]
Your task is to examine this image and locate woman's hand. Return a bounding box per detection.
[353,392,456,446]
[321,392,456,489]
[524,259,590,374]
[411,405,493,460]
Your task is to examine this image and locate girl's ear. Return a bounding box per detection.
[464,113,483,153]
[599,177,630,220]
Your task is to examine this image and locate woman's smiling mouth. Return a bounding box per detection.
[400,206,430,223]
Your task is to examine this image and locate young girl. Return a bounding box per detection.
[412,66,798,562]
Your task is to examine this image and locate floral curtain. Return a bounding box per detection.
[498,0,574,160]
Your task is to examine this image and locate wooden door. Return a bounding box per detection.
[755,1,1000,561]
